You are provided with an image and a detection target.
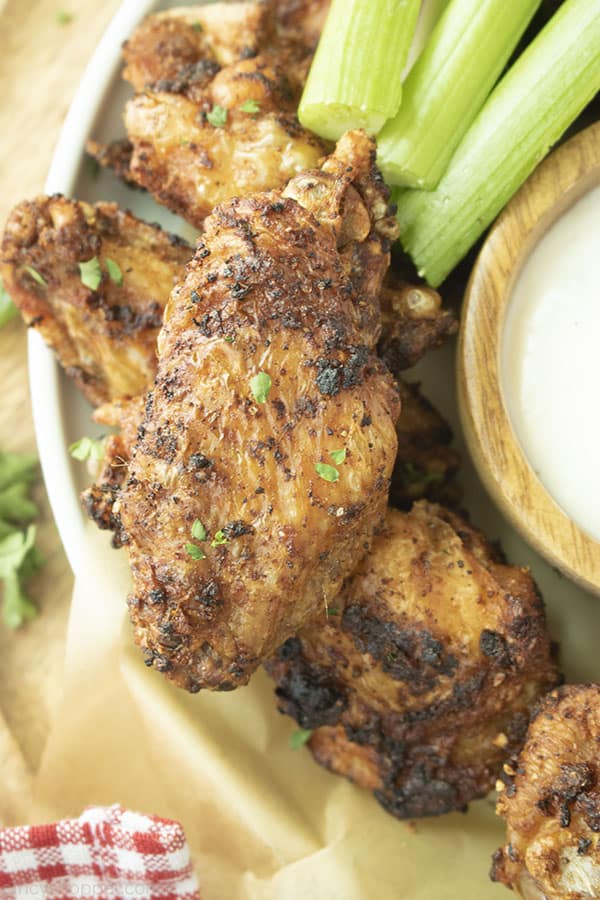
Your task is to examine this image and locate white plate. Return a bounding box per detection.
[26,0,600,893]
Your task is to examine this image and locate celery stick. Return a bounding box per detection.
[378,0,541,189]
[298,0,420,141]
[396,0,600,287]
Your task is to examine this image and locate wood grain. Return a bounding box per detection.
[458,121,600,596]
[0,0,120,816]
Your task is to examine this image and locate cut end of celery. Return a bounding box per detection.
[298,102,389,142]
[376,152,432,190]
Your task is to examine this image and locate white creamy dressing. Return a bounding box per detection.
[502,186,600,543]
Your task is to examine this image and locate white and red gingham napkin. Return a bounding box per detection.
[0,805,201,899]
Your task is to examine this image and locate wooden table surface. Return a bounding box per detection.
[0,0,121,823]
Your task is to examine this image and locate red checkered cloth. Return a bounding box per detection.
[0,805,201,899]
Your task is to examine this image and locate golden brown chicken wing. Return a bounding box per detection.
[266,502,558,819]
[492,685,600,900]
[89,1,328,229]
[112,132,400,693]
[390,379,461,510]
[0,196,191,406]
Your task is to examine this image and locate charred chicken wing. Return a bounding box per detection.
[266,502,558,819]
[0,196,191,406]
[492,685,600,900]
[113,133,400,692]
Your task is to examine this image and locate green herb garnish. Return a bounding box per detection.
[191,519,207,541]
[290,729,313,750]
[329,448,346,465]
[250,372,272,404]
[186,542,206,560]
[326,607,339,616]
[239,99,261,114]
[24,266,47,287]
[105,258,123,286]
[0,278,17,328]
[68,436,105,462]
[224,335,234,343]
[211,530,229,547]
[56,10,73,25]
[315,462,339,483]
[207,105,228,128]
[192,20,203,32]
[78,257,102,291]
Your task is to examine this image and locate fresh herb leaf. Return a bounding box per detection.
[24,266,47,286]
[69,436,105,462]
[211,530,229,547]
[0,278,17,328]
[329,448,346,465]
[78,257,102,291]
[86,155,100,180]
[315,462,339,483]
[326,607,339,616]
[224,335,234,343]
[0,526,36,578]
[401,461,444,486]
[105,258,123,286]
[192,20,203,31]
[0,483,38,523]
[56,10,73,25]
[290,728,313,750]
[3,570,37,629]
[239,99,261,114]
[207,104,228,127]
[250,372,272,404]
[191,519,207,541]
[186,542,206,560]
[0,451,37,491]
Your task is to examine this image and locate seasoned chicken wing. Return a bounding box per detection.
[89,1,328,229]
[492,685,600,900]
[0,196,191,406]
[390,379,461,510]
[113,132,400,692]
[266,502,558,819]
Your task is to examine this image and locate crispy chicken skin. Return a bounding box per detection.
[390,379,461,510]
[378,276,457,374]
[266,502,558,819]
[0,196,191,406]
[114,133,400,692]
[89,1,328,229]
[492,685,600,900]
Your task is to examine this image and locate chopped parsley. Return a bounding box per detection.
[211,530,229,548]
[68,436,105,462]
[56,10,73,25]
[329,448,346,465]
[186,542,206,560]
[0,278,17,328]
[401,461,444,486]
[24,266,47,287]
[105,257,123,286]
[326,607,340,616]
[206,104,228,128]
[78,257,102,291]
[239,99,261,114]
[224,335,234,343]
[192,20,203,31]
[290,729,313,750]
[191,519,207,541]
[315,462,339,483]
[250,372,272,404]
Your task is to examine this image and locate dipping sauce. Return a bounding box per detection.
[502,185,600,543]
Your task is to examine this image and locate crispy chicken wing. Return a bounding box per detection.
[492,685,600,900]
[390,379,461,510]
[89,1,328,229]
[0,196,191,406]
[266,502,558,819]
[113,133,400,692]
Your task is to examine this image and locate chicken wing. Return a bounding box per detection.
[0,196,191,406]
[89,1,328,229]
[113,132,400,693]
[266,502,558,819]
[492,685,600,900]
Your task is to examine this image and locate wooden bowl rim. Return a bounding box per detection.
[458,120,600,595]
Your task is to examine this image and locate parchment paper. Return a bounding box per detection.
[29,513,600,900]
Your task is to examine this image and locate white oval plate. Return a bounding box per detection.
[26,0,600,894]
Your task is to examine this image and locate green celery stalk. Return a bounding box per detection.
[396,0,600,287]
[378,0,541,189]
[298,0,421,141]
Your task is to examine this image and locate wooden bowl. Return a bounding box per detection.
[458,121,600,595]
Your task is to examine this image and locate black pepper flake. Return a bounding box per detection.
[578,838,592,855]
[189,452,212,469]
[191,290,201,303]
